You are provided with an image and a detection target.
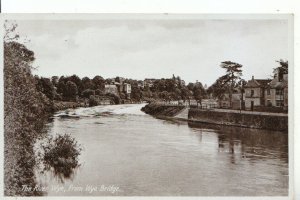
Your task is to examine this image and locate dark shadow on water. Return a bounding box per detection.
[188,122,288,164]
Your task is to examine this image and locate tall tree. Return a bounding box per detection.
[36,77,56,100]
[207,75,230,106]
[220,61,243,107]
[193,82,206,107]
[68,75,82,94]
[65,81,78,101]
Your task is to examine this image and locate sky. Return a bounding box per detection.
[13,18,289,86]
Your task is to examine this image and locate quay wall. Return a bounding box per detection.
[141,103,288,131]
[188,108,288,132]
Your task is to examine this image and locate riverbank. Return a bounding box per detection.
[141,103,288,131]
[141,103,185,117]
[53,100,86,112]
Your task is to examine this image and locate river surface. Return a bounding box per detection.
[36,104,288,196]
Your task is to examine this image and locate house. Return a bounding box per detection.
[266,73,288,108]
[218,90,244,109]
[104,84,118,95]
[123,83,131,99]
[244,76,271,110]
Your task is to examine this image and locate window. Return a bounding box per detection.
[251,90,254,97]
[276,100,283,107]
[267,88,270,95]
[276,89,283,95]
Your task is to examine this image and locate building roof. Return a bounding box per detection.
[245,77,271,88]
[268,74,288,89]
[255,79,271,87]
[105,84,117,88]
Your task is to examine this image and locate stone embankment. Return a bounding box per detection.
[141,103,288,131]
[188,108,288,132]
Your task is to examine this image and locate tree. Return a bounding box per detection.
[273,59,288,81]
[81,76,94,90]
[181,87,192,104]
[131,85,142,101]
[68,75,82,95]
[165,78,176,92]
[64,81,78,101]
[142,85,152,99]
[92,75,105,90]
[4,23,54,195]
[51,76,59,87]
[105,93,121,104]
[81,89,95,99]
[36,77,56,100]
[193,82,206,107]
[220,61,243,107]
[95,89,104,96]
[207,75,230,106]
[159,91,170,102]
[57,76,66,95]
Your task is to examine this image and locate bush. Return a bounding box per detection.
[39,134,81,182]
[89,95,99,107]
[81,89,95,98]
[105,93,121,104]
[95,89,104,96]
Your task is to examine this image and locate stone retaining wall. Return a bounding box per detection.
[188,108,288,131]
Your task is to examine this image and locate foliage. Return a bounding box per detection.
[36,77,56,100]
[273,59,288,80]
[92,75,105,90]
[88,95,99,107]
[64,81,78,101]
[131,85,142,101]
[81,89,95,99]
[39,134,81,182]
[106,93,121,104]
[4,39,53,195]
[95,88,104,96]
[217,61,243,106]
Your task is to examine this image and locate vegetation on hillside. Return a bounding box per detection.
[4,22,81,196]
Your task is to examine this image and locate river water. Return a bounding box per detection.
[36,104,288,196]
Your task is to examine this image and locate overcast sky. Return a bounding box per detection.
[15,19,288,86]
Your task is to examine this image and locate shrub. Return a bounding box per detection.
[89,95,99,107]
[95,89,104,96]
[81,89,95,98]
[39,134,82,182]
[105,93,121,104]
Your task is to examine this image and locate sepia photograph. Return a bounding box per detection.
[1,14,293,197]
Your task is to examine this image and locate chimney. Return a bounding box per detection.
[252,76,254,80]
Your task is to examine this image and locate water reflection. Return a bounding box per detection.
[188,122,288,164]
[37,104,288,196]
